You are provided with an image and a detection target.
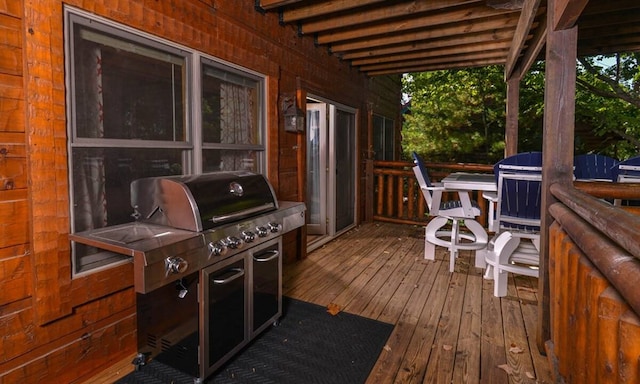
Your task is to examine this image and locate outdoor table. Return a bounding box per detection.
[441,172,497,192]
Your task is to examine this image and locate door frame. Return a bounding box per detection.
[305,95,358,250]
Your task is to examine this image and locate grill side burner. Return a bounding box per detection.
[68,171,305,382]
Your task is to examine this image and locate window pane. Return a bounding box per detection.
[372,115,395,160]
[384,117,395,160]
[203,149,259,172]
[71,147,186,232]
[201,63,259,145]
[73,24,186,142]
[373,115,385,160]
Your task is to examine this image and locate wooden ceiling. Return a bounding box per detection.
[257,0,640,77]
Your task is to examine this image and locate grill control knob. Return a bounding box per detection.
[208,241,228,258]
[268,222,282,233]
[256,226,268,238]
[241,230,256,243]
[165,257,188,275]
[226,236,243,249]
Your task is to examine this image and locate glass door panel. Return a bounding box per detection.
[306,104,327,235]
[333,108,356,232]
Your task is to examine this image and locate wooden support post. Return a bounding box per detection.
[505,75,520,157]
[538,1,578,352]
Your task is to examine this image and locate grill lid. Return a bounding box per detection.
[131,171,278,232]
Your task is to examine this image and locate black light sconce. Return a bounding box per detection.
[282,95,305,132]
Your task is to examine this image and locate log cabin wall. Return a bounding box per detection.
[0,1,401,382]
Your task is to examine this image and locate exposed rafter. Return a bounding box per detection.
[259,0,640,76]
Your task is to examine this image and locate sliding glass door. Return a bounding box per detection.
[306,99,356,240]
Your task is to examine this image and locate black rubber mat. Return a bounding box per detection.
[117,297,394,384]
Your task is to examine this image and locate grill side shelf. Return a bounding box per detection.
[68,222,202,260]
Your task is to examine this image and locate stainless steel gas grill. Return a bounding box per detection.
[70,171,305,383]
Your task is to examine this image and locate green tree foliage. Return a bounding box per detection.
[402,67,507,163]
[403,54,640,163]
[576,53,640,159]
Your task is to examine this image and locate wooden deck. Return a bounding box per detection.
[284,222,552,384]
[83,221,552,384]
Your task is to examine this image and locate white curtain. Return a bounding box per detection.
[219,83,254,170]
[75,47,108,230]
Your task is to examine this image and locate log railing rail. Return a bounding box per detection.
[548,182,640,383]
[369,159,493,227]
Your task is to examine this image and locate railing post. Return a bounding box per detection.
[365,159,374,222]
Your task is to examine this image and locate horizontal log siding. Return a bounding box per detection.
[371,160,492,227]
[548,183,640,383]
[0,1,401,383]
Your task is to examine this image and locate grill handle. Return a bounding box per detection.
[210,203,276,223]
[212,268,245,285]
[253,250,279,263]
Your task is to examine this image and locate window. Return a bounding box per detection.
[65,10,265,275]
[201,60,264,172]
[373,115,395,160]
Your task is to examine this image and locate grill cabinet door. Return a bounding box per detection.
[202,253,248,377]
[251,238,282,335]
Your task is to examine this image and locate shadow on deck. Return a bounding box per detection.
[284,221,552,384]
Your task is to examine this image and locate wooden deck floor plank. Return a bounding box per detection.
[366,259,450,384]
[285,228,390,301]
[376,254,440,325]
[359,241,428,321]
[513,275,553,383]
[501,286,538,383]
[395,255,456,383]
[419,256,471,384]
[520,297,553,383]
[282,225,379,292]
[452,258,483,384]
[480,277,509,383]
[310,238,397,307]
[345,236,420,316]
[304,231,403,305]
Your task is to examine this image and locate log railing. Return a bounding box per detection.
[548,182,640,383]
[368,159,493,227]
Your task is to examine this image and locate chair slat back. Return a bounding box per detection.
[612,155,640,182]
[495,153,543,232]
[412,152,434,210]
[574,153,617,180]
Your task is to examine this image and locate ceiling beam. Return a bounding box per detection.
[552,0,588,30]
[258,0,304,11]
[579,23,640,40]
[510,7,546,80]
[580,0,640,16]
[367,58,504,76]
[329,15,520,52]
[578,10,640,30]
[578,35,640,56]
[280,0,388,22]
[351,41,512,66]
[342,28,515,59]
[299,0,481,33]
[504,0,542,80]
[316,6,518,44]
[358,50,507,72]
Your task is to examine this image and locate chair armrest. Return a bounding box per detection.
[482,191,498,202]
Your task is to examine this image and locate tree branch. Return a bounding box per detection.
[607,126,640,149]
[578,58,640,108]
